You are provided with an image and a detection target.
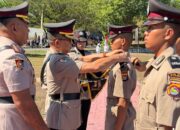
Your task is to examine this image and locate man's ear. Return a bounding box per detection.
[121,37,126,46]
[54,39,60,47]
[5,20,15,33]
[164,28,174,41]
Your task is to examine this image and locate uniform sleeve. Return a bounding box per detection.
[74,59,83,70]
[156,70,180,127]
[113,66,136,100]
[68,51,83,70]
[68,52,80,61]
[3,54,31,93]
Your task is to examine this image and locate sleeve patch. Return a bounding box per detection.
[15,59,24,70]
[167,83,180,98]
[168,73,180,83]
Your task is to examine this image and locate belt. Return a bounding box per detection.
[0,95,35,104]
[49,93,80,101]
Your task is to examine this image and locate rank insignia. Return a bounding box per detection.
[167,83,180,98]
[15,59,24,69]
[169,56,180,69]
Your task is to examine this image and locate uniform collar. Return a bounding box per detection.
[0,36,25,54]
[49,48,58,54]
[0,36,15,46]
[74,47,81,54]
[147,47,175,70]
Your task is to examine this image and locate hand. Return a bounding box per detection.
[131,57,141,66]
[106,49,124,57]
[116,52,129,62]
[131,57,147,72]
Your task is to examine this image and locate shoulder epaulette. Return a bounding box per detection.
[168,55,180,69]
[0,45,12,52]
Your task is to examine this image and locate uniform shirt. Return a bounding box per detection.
[0,36,35,130]
[136,47,180,130]
[47,53,83,94]
[105,58,137,130]
[45,49,83,129]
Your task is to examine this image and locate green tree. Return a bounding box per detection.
[1,0,180,31]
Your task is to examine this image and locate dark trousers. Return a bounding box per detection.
[78,99,91,130]
[50,129,58,130]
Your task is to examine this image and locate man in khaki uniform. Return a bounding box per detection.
[105,25,137,130]
[0,2,49,130]
[135,0,180,130]
[42,19,128,130]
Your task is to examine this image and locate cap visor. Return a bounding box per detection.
[143,20,164,26]
[65,35,76,40]
[108,34,117,39]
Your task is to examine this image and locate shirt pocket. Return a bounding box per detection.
[141,89,157,122]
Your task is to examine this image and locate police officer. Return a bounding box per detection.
[42,19,128,130]
[0,2,49,130]
[135,0,180,130]
[105,24,137,130]
[70,29,111,130]
[70,29,92,130]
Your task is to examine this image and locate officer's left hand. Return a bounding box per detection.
[106,49,125,57]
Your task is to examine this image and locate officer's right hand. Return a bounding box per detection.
[131,57,147,72]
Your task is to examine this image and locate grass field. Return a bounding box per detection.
[26,49,154,115]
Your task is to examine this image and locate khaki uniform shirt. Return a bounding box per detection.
[105,58,137,130]
[136,47,180,130]
[0,36,35,130]
[45,50,83,130]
